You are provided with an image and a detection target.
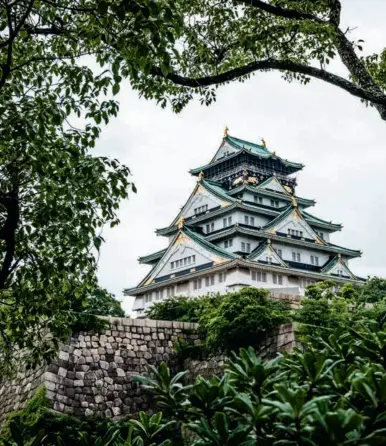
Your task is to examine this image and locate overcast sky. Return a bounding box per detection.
[94,0,386,314]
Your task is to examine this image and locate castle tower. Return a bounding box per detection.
[125,131,363,316]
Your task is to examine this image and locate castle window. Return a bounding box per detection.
[219,272,227,283]
[273,274,283,285]
[171,255,196,270]
[275,248,282,257]
[144,293,152,303]
[224,239,233,248]
[155,290,163,300]
[193,279,202,290]
[292,252,301,262]
[194,204,208,215]
[251,271,267,282]
[166,287,174,297]
[205,222,215,233]
[223,216,233,228]
[241,242,251,253]
[311,256,319,266]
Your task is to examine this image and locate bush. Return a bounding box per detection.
[140,315,386,445]
[358,276,386,303]
[1,388,174,446]
[198,287,291,354]
[147,289,291,355]
[296,280,386,342]
[146,295,221,323]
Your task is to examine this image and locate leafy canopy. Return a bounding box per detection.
[0,0,182,373]
[136,0,386,120]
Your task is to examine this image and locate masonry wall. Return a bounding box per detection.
[0,319,296,424]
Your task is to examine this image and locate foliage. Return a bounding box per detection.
[198,287,291,354]
[1,388,174,446]
[132,0,386,120]
[69,286,125,332]
[147,289,291,355]
[0,0,181,371]
[82,287,125,318]
[296,280,386,341]
[140,315,386,445]
[358,277,386,303]
[146,295,220,323]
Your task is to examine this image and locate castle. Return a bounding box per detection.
[126,130,362,316]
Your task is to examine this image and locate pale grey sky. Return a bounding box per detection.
[94,0,386,313]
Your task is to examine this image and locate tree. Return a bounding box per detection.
[0,0,183,373]
[81,286,125,318]
[135,0,386,119]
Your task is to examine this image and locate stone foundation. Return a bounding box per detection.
[0,318,295,423]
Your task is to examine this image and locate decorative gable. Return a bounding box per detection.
[258,176,290,195]
[248,240,288,267]
[266,208,325,244]
[322,255,355,279]
[212,140,238,162]
[139,230,232,287]
[171,182,232,225]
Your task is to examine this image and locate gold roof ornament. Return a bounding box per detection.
[233,176,244,186]
[177,217,186,230]
[261,138,267,148]
[291,194,298,208]
[247,176,258,184]
[267,238,271,245]
[198,171,205,182]
[224,126,229,137]
[284,185,292,195]
[338,253,342,260]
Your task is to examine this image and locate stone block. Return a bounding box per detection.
[58,368,67,378]
[100,361,109,370]
[59,351,69,361]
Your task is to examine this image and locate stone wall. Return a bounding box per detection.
[0,319,296,424]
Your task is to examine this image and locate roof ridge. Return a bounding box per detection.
[201,179,235,203]
[183,227,237,259]
[301,210,342,227]
[262,205,294,230]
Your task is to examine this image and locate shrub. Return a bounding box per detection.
[296,280,386,342]
[140,315,386,445]
[146,295,221,323]
[147,289,291,355]
[198,287,291,354]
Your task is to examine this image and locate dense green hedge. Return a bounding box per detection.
[148,288,291,354]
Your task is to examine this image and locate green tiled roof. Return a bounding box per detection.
[226,135,271,157]
[227,184,315,207]
[262,206,294,230]
[326,242,362,257]
[201,179,235,203]
[302,211,342,230]
[183,227,237,260]
[204,225,360,258]
[191,135,303,174]
[138,249,167,265]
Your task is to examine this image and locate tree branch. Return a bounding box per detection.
[236,0,324,23]
[0,189,20,289]
[151,58,386,106]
